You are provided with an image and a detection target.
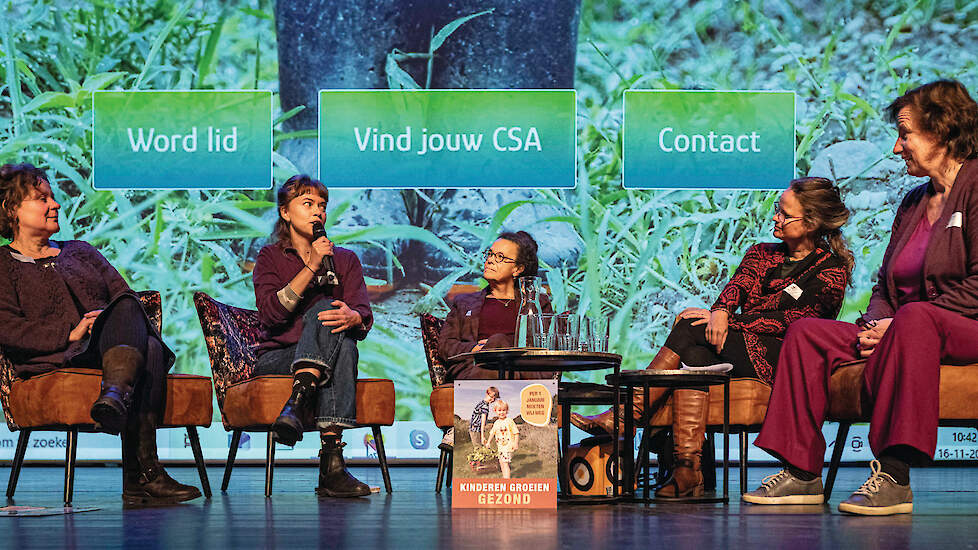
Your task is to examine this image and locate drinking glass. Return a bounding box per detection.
[533,313,557,349]
[554,313,578,351]
[581,315,611,352]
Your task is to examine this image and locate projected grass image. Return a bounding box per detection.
[2,0,976,417]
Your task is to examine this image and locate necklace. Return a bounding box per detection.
[489,294,514,307]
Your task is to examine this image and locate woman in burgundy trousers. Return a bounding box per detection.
[745,80,978,516]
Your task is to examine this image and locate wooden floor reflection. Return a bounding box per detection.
[1,464,977,549]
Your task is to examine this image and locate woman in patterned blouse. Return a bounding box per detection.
[573,177,853,499]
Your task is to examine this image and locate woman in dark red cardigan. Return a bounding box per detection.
[574,177,853,498]
[0,163,200,505]
[436,230,553,451]
[745,80,978,516]
[438,231,553,381]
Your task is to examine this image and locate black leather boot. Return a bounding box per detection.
[272,376,317,446]
[316,436,371,498]
[122,412,202,506]
[91,345,142,434]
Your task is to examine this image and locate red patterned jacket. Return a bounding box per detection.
[710,243,849,383]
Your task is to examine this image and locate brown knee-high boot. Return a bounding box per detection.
[655,389,709,498]
[570,347,680,436]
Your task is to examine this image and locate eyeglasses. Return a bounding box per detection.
[773,204,804,225]
[483,249,517,264]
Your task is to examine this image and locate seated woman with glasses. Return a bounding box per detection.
[436,231,554,450]
[572,177,853,499]
[438,230,554,382]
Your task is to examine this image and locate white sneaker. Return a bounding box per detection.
[742,469,825,505]
[837,460,913,516]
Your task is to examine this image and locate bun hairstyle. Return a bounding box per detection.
[788,177,854,283]
[886,80,978,160]
[272,174,329,246]
[0,163,50,240]
[497,230,539,278]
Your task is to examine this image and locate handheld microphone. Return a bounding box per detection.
[311,221,340,286]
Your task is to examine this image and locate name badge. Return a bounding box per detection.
[784,283,803,300]
[947,211,963,228]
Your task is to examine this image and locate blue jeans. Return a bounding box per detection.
[254,305,358,429]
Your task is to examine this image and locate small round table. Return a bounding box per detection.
[471,348,621,379]
[472,349,623,501]
[605,369,730,503]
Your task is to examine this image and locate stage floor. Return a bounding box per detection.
[1,464,977,548]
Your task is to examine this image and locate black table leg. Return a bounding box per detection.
[612,370,620,499]
[723,378,730,502]
[643,382,651,503]
[624,385,635,500]
[560,401,571,496]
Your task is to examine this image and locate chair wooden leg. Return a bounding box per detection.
[222,430,242,492]
[446,452,453,488]
[823,422,850,503]
[63,429,78,507]
[372,426,393,493]
[435,448,449,493]
[186,427,212,498]
[739,431,750,494]
[264,432,276,498]
[6,430,31,498]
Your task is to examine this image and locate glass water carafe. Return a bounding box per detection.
[515,276,547,347]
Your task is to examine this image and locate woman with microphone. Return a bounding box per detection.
[252,174,374,498]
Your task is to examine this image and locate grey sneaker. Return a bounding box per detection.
[438,427,454,452]
[838,460,913,516]
[742,469,824,505]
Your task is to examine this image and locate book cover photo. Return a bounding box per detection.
[452,379,558,509]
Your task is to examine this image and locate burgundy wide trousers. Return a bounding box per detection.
[754,301,978,474]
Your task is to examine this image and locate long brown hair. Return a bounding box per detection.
[272,174,329,246]
[789,176,854,283]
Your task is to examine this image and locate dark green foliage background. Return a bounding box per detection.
[2,0,976,419]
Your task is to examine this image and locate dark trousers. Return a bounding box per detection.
[754,302,978,474]
[66,294,168,416]
[664,317,758,378]
[254,305,358,429]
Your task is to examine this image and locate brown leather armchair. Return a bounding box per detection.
[193,291,395,497]
[0,291,213,506]
[419,284,482,493]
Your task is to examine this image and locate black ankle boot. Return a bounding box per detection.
[91,345,142,434]
[122,412,202,506]
[272,376,317,446]
[316,437,370,498]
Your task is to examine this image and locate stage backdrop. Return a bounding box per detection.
[1,0,977,462]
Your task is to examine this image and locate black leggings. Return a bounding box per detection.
[68,295,168,416]
[663,317,758,381]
